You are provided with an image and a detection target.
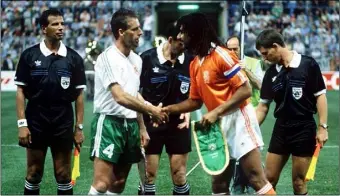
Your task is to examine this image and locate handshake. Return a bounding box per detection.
[145,101,170,126]
[144,101,190,129]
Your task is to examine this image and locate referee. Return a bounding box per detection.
[255,29,328,195]
[15,9,86,195]
[138,22,194,195]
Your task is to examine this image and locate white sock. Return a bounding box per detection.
[88,186,105,195]
[256,182,272,195]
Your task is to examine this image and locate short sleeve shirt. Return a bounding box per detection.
[93,44,142,118]
[14,41,86,104]
[260,51,326,119]
[189,45,249,112]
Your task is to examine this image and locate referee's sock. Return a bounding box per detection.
[144,183,156,195]
[294,192,308,195]
[173,182,190,195]
[256,182,276,195]
[57,180,73,195]
[24,178,41,195]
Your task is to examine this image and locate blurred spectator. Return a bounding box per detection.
[142,5,154,41]
[2,54,14,70]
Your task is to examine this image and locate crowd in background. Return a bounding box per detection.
[1,0,339,71]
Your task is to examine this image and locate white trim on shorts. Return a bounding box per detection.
[92,114,106,157]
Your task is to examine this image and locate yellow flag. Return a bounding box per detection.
[71,149,80,185]
[305,143,321,181]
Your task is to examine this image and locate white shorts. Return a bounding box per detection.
[221,104,264,160]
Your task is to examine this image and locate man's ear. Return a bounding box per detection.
[42,26,47,34]
[118,28,124,37]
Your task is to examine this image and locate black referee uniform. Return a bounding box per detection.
[140,47,194,155]
[14,41,86,150]
[260,52,326,156]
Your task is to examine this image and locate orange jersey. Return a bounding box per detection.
[189,45,250,112]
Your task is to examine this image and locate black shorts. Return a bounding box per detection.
[145,120,191,155]
[21,102,74,150]
[268,118,316,157]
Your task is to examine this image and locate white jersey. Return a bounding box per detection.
[93,44,142,118]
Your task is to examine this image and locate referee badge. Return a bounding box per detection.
[61,76,70,89]
[292,87,303,100]
[180,82,189,94]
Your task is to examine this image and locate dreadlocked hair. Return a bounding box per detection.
[177,12,224,57]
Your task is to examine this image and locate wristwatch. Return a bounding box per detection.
[319,123,329,130]
[76,124,84,130]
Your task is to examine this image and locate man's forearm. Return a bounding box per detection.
[16,87,26,120]
[117,92,154,115]
[244,69,261,90]
[167,98,202,114]
[75,90,84,125]
[256,102,270,125]
[316,94,328,124]
[214,82,251,116]
[137,112,146,131]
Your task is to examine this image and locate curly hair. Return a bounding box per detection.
[176,12,224,57]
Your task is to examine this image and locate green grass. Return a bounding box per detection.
[1,91,339,195]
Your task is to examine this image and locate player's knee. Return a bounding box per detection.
[265,171,278,187]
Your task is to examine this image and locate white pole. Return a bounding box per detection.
[240,1,248,60]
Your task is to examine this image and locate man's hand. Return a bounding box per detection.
[140,128,150,148]
[178,113,190,129]
[239,59,246,69]
[74,129,84,152]
[18,127,31,146]
[316,127,328,148]
[150,103,168,127]
[200,110,219,127]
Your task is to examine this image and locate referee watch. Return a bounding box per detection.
[319,123,329,130]
[75,124,84,131]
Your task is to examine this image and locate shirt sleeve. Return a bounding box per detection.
[74,53,86,89]
[14,51,30,86]
[189,61,201,100]
[98,51,122,90]
[215,46,248,89]
[310,59,326,96]
[260,69,273,104]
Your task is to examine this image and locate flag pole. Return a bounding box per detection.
[240,1,248,60]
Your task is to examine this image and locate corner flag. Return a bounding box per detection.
[71,148,80,185]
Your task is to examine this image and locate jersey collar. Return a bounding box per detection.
[40,40,67,57]
[157,42,184,64]
[275,50,301,72]
[289,51,301,68]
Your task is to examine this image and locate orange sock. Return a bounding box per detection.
[264,188,276,195]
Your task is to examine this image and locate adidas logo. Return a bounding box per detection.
[35,60,41,66]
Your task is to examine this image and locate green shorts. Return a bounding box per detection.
[90,113,142,164]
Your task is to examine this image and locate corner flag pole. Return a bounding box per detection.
[240,1,248,60]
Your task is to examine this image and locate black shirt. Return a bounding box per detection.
[14,42,86,105]
[260,52,326,119]
[140,45,194,123]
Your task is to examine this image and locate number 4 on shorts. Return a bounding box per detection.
[103,144,114,158]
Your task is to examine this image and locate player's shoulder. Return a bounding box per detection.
[21,44,40,57]
[140,47,157,58]
[300,54,318,67]
[65,46,83,61]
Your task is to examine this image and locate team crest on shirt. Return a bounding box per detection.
[292,87,303,100]
[180,82,189,94]
[61,77,70,89]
